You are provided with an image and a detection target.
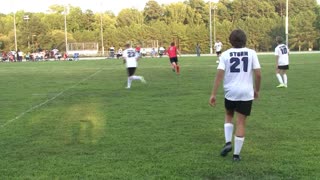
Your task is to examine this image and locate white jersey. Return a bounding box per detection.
[274,44,289,66]
[218,47,261,101]
[214,42,223,52]
[123,48,138,68]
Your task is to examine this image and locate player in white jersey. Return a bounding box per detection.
[274,36,289,88]
[122,44,146,89]
[214,39,223,63]
[209,29,261,161]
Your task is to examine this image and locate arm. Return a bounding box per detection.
[209,69,224,106]
[177,49,181,57]
[253,69,261,99]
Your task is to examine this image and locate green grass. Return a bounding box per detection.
[0,54,320,179]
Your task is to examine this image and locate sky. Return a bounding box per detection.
[1,0,320,15]
[0,0,183,15]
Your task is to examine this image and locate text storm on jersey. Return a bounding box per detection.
[229,51,248,57]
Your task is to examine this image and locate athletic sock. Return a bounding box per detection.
[131,76,141,80]
[176,65,180,74]
[283,74,287,85]
[224,123,234,143]
[127,77,132,88]
[234,136,245,155]
[276,73,284,84]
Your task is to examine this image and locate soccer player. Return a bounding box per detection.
[209,29,261,161]
[123,44,146,89]
[214,39,223,63]
[274,36,289,88]
[167,42,181,75]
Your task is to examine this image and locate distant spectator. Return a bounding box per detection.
[151,48,157,58]
[63,53,68,60]
[25,52,30,61]
[109,45,115,58]
[135,45,141,57]
[196,43,201,57]
[17,49,23,62]
[73,53,79,61]
[141,48,147,57]
[44,50,50,60]
[52,48,58,56]
[1,51,8,61]
[159,46,165,58]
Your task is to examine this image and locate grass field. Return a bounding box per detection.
[0,54,320,179]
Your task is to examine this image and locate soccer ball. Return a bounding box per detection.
[216,60,219,63]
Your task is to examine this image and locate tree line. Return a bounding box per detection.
[0,0,319,54]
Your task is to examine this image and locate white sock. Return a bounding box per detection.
[276,74,284,84]
[127,77,132,88]
[234,136,245,155]
[131,75,141,80]
[283,74,287,85]
[224,123,234,143]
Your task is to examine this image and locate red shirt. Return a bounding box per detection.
[167,46,177,58]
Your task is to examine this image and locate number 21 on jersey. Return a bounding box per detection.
[230,57,249,73]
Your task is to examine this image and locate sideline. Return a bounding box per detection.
[0,68,103,129]
[5,51,318,62]
[81,51,320,60]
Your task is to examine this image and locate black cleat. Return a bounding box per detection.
[220,142,232,157]
[233,154,241,162]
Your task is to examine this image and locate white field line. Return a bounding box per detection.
[0,68,103,129]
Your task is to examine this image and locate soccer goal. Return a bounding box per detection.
[67,42,99,56]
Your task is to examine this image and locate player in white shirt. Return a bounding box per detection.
[209,29,261,161]
[122,44,146,89]
[214,39,223,63]
[274,36,289,88]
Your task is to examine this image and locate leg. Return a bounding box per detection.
[127,76,133,89]
[235,112,246,137]
[224,109,234,143]
[176,63,180,74]
[281,69,288,87]
[126,68,136,89]
[276,68,284,87]
[171,62,177,72]
[216,52,220,63]
[220,105,234,156]
[233,112,247,161]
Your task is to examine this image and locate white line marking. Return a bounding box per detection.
[0,68,103,128]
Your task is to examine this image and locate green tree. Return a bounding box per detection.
[290,10,318,50]
[143,0,164,24]
[116,8,143,27]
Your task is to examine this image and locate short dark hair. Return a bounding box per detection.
[125,43,130,48]
[276,36,284,44]
[171,42,175,46]
[229,29,247,48]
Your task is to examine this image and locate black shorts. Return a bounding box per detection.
[127,67,136,76]
[216,51,222,56]
[170,57,178,64]
[225,98,253,116]
[278,65,289,70]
